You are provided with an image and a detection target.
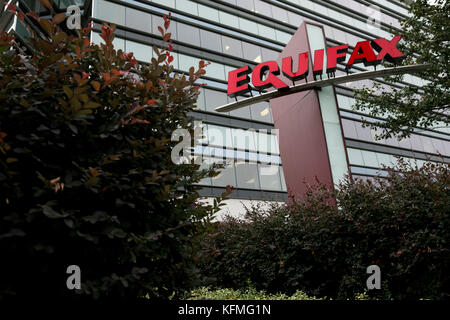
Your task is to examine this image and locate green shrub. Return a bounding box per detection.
[200,160,450,299]
[188,285,323,300]
[0,14,222,300]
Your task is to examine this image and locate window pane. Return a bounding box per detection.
[271,6,288,23]
[126,40,151,62]
[261,47,279,61]
[231,128,257,151]
[205,89,228,112]
[361,150,379,167]
[152,15,177,40]
[235,162,260,189]
[257,24,276,40]
[94,0,125,25]
[288,11,303,26]
[221,36,243,58]
[205,62,225,81]
[211,160,237,187]
[259,164,282,191]
[341,119,358,139]
[242,42,262,63]
[125,7,151,33]
[240,0,255,11]
[197,157,212,186]
[177,22,200,46]
[207,124,233,148]
[347,148,364,166]
[195,88,206,111]
[254,0,272,17]
[153,0,175,7]
[239,17,258,35]
[219,11,239,29]
[354,121,373,142]
[198,4,219,22]
[251,101,272,122]
[200,29,222,52]
[176,0,198,16]
[280,167,287,191]
[377,152,392,167]
[178,54,200,72]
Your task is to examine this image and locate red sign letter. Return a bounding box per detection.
[312,49,324,77]
[252,61,288,91]
[346,40,377,69]
[282,52,309,82]
[371,35,405,63]
[327,44,348,74]
[228,65,252,98]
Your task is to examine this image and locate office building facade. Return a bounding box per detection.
[3,0,449,216]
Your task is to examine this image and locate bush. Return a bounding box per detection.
[188,285,324,300]
[200,160,450,299]
[0,14,222,300]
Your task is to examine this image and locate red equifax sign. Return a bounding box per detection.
[227,35,405,98]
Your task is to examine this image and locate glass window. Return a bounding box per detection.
[152,15,177,40]
[221,36,243,58]
[376,152,392,167]
[176,0,198,16]
[336,95,351,110]
[125,7,151,33]
[259,164,282,191]
[205,62,225,81]
[251,101,272,123]
[354,122,373,142]
[242,42,262,63]
[431,138,448,156]
[419,135,436,154]
[384,136,400,148]
[288,11,303,26]
[126,40,151,62]
[219,11,239,29]
[240,0,255,11]
[347,148,364,166]
[261,47,279,61]
[198,4,219,22]
[200,29,222,52]
[271,5,288,23]
[211,160,237,187]
[341,119,358,139]
[238,18,258,35]
[254,0,272,17]
[177,22,200,47]
[204,89,228,112]
[409,134,425,152]
[361,150,379,168]
[113,37,125,51]
[231,128,257,151]
[254,130,277,154]
[195,88,206,111]
[235,162,260,189]
[229,106,251,119]
[257,24,276,40]
[197,157,212,186]
[178,54,200,73]
[153,0,175,7]
[207,124,233,148]
[280,167,287,191]
[220,0,237,5]
[398,137,412,150]
[94,0,125,25]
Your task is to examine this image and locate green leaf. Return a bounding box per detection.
[84,101,101,109]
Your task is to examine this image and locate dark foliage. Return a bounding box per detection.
[0,14,223,300]
[200,160,450,299]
